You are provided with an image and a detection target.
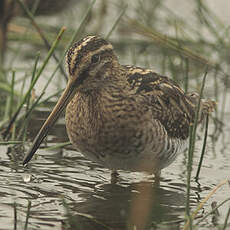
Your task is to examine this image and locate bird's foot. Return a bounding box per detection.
[111,170,120,184]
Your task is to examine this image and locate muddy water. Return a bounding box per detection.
[0,98,229,230]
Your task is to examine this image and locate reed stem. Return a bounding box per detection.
[185,69,208,229]
[3,27,66,139]
[195,114,209,180]
[24,200,31,230]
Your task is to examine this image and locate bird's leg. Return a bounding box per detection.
[111,170,119,184]
[154,170,161,186]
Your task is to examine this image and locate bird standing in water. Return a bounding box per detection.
[23,36,215,177]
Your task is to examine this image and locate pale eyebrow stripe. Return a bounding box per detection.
[68,43,113,76]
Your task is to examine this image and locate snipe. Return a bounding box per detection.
[23,35,215,176]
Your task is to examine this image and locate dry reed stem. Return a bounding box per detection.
[183,180,230,230]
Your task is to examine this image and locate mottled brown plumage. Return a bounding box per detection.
[23,35,215,176]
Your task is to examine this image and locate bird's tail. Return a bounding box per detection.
[201,99,216,114]
[186,92,216,122]
[199,99,216,122]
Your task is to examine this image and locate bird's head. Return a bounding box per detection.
[23,35,117,165]
[66,35,118,92]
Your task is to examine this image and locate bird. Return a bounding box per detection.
[23,35,215,177]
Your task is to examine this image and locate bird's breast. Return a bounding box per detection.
[65,90,188,172]
[65,91,152,160]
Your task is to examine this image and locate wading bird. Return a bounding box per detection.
[23,36,215,177]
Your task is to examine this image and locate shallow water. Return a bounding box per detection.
[0,104,229,229]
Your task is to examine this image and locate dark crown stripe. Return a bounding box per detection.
[66,36,111,76]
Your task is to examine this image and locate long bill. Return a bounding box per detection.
[23,79,77,165]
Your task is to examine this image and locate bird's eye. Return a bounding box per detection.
[91,54,100,64]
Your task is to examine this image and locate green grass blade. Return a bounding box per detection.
[3,27,66,140]
[222,207,230,230]
[24,200,31,230]
[185,68,208,229]
[66,0,96,49]
[14,202,17,230]
[195,114,209,180]
[106,4,128,39]
[0,141,23,145]
[15,0,68,80]
[44,141,71,151]
[9,71,16,118]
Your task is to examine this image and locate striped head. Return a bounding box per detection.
[66,35,118,91]
[22,36,118,165]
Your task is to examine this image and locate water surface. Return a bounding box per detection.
[0,105,229,229]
